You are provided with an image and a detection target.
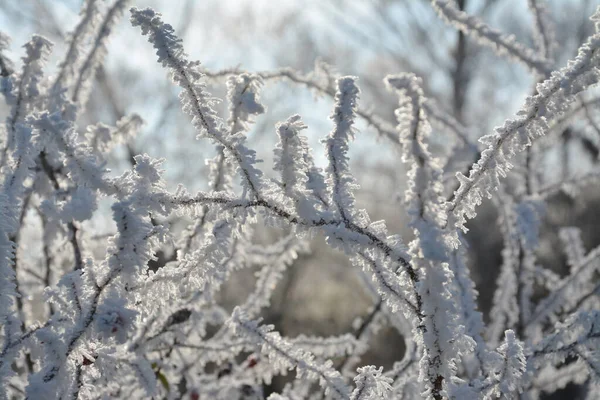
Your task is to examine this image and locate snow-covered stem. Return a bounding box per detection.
[537,170,600,199]
[71,0,130,107]
[0,122,38,394]
[527,0,557,62]
[446,29,600,234]
[227,73,265,136]
[386,73,455,397]
[350,366,392,400]
[529,311,600,361]
[0,31,12,77]
[238,233,309,319]
[486,330,527,398]
[430,0,552,75]
[487,191,520,345]
[325,76,360,223]
[422,99,474,149]
[1,35,52,167]
[204,64,477,151]
[49,0,101,98]
[273,115,327,217]
[130,7,266,198]
[1,3,600,399]
[386,73,494,398]
[229,308,351,399]
[526,243,600,332]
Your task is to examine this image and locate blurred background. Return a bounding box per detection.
[2,0,600,397]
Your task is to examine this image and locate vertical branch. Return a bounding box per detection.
[0,31,13,77]
[0,123,38,395]
[1,35,52,167]
[386,73,479,399]
[528,0,556,62]
[49,0,101,97]
[324,76,360,223]
[71,0,130,107]
[452,0,468,122]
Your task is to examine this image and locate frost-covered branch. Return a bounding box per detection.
[131,7,267,198]
[49,0,102,98]
[1,2,600,399]
[527,0,556,61]
[446,25,600,233]
[71,0,130,107]
[431,0,552,74]
[230,309,351,399]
